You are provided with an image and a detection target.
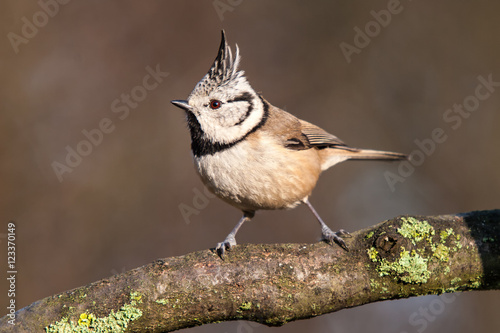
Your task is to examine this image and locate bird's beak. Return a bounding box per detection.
[171,100,192,112]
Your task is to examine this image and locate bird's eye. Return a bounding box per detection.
[209,99,222,109]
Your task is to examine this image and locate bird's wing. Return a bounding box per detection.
[260,101,311,150]
[299,120,352,148]
[260,99,357,151]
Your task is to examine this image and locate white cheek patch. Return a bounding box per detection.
[200,95,264,144]
[217,101,251,127]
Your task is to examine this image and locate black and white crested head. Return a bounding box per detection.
[171,30,268,157]
[195,30,245,97]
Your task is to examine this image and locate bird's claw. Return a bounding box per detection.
[215,236,237,259]
[322,227,351,251]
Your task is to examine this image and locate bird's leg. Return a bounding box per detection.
[303,199,351,251]
[216,210,254,259]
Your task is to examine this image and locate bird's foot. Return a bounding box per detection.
[215,236,237,259]
[321,227,351,251]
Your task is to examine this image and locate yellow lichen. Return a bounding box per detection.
[377,248,430,284]
[367,247,379,262]
[77,313,94,327]
[398,217,435,245]
[45,292,143,333]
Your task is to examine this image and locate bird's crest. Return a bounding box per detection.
[191,30,246,96]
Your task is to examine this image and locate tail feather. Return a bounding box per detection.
[320,147,407,171]
[343,148,408,161]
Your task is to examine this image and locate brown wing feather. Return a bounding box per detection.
[260,99,358,152]
[299,120,344,146]
[259,100,311,150]
[299,120,360,151]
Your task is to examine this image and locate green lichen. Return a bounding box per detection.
[369,217,435,284]
[129,291,142,302]
[45,292,143,333]
[77,313,94,327]
[369,278,389,292]
[371,218,470,286]
[239,301,252,311]
[155,298,169,305]
[365,231,375,239]
[398,217,435,245]
[367,247,379,262]
[453,238,463,251]
[378,248,430,284]
[439,228,454,243]
[369,278,380,289]
[469,276,482,289]
[432,244,450,262]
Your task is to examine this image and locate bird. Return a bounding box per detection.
[171,31,407,258]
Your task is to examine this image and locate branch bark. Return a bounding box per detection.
[2,210,500,332]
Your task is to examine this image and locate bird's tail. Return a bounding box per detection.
[320,147,407,170]
[343,148,408,161]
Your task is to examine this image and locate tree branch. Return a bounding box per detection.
[2,210,499,332]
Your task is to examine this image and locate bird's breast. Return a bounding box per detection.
[193,134,322,211]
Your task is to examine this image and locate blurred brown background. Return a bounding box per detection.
[1,1,499,332]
